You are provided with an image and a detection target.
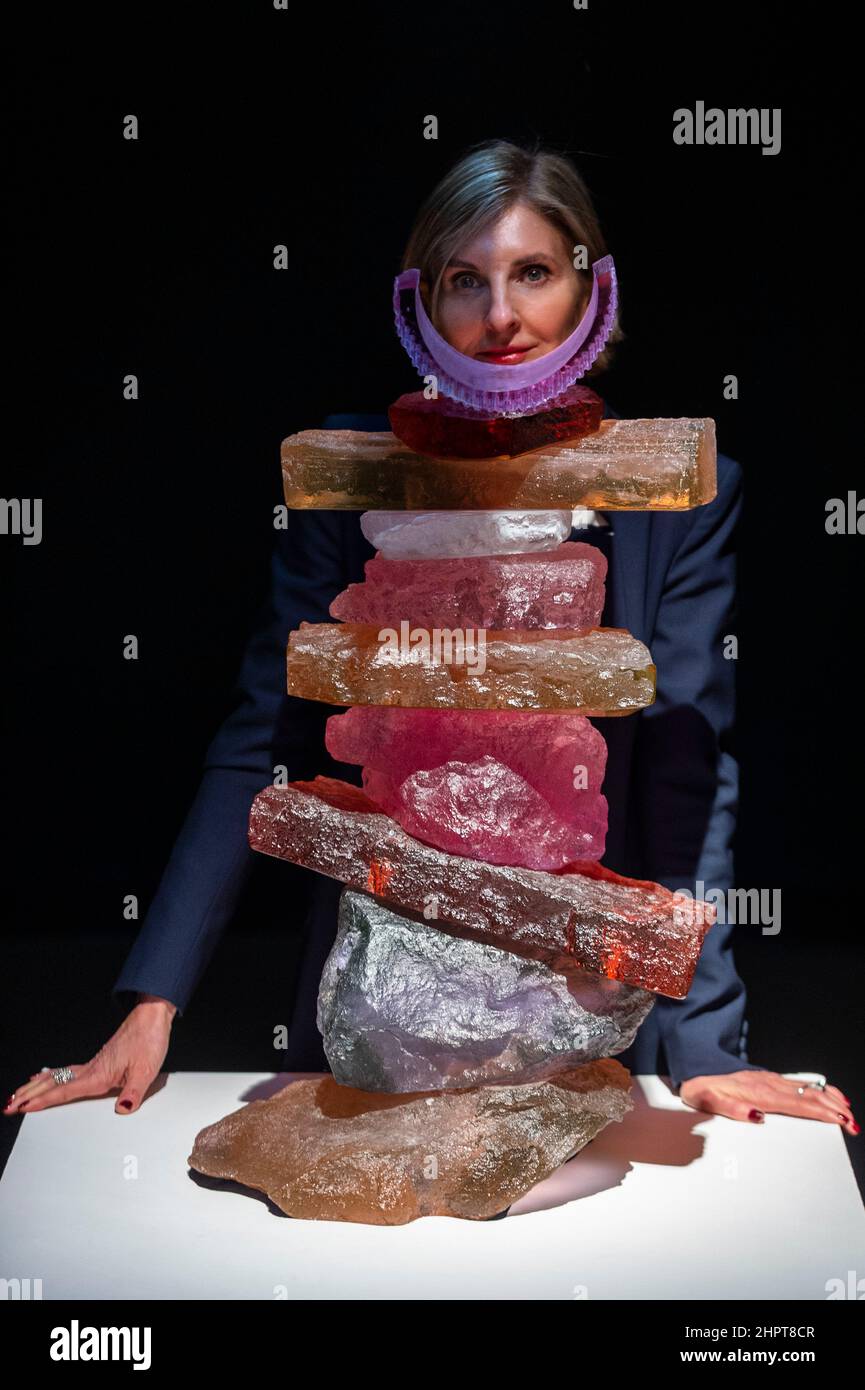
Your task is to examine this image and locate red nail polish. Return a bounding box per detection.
[851,1122,861,1135]
[749,1108,764,1122]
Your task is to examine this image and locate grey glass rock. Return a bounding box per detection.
[318,888,656,1092]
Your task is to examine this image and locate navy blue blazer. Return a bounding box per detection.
[112,396,764,1091]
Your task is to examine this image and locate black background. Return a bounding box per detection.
[5,1,860,1195]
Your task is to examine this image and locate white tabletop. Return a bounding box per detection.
[2,1071,862,1300]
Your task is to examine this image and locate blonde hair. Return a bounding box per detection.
[401,138,624,377]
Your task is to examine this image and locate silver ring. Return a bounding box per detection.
[51,1067,75,1085]
[796,1080,826,1094]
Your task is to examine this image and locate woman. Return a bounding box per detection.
[5,140,856,1136]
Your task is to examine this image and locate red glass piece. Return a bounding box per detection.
[387,382,605,460]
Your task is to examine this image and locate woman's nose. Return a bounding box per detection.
[484,287,520,335]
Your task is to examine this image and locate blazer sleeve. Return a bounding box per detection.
[110,509,348,1018]
[631,454,765,1089]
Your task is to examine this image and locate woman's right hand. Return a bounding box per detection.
[2,994,177,1117]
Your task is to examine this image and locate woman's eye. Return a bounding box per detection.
[451,273,479,290]
[522,264,550,283]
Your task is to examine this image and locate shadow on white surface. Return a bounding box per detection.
[510,1082,707,1215]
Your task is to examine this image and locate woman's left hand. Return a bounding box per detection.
[678,1070,859,1135]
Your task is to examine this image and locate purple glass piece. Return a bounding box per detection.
[392,255,617,416]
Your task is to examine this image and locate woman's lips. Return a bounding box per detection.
[476,346,534,364]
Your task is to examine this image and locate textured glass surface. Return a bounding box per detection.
[359,508,573,558]
[281,418,717,510]
[248,776,713,997]
[329,541,606,631]
[286,622,656,713]
[317,888,655,1092]
[388,383,603,459]
[326,707,608,869]
[188,1057,633,1224]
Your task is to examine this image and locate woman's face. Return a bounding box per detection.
[433,201,588,365]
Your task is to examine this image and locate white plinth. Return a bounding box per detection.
[2,1071,862,1300]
